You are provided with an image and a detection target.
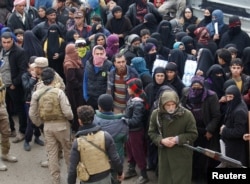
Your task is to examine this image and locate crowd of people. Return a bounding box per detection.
[0,0,250,184]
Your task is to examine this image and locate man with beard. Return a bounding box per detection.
[148,89,198,184]
[181,75,221,183]
[32,7,66,42]
[125,0,162,27]
[220,16,250,58]
[107,53,138,114]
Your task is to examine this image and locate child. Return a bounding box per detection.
[217,48,232,75]
[123,78,149,184]
[14,28,24,47]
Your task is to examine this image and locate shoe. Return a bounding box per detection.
[1,154,18,162]
[24,141,31,151]
[34,137,44,146]
[41,160,48,168]
[136,176,149,184]
[9,130,17,137]
[0,161,7,171]
[12,133,25,143]
[124,169,137,179]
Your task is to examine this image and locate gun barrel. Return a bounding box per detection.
[184,145,246,168]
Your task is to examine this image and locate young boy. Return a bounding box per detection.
[228,58,250,95]
[217,48,232,75]
[14,28,24,47]
[123,78,149,184]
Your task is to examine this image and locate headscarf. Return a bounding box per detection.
[92,45,107,67]
[23,30,44,59]
[224,85,242,121]
[206,64,226,98]
[196,48,214,77]
[188,75,214,104]
[206,9,225,36]
[106,34,119,59]
[63,43,82,73]
[194,27,210,45]
[46,24,61,60]
[181,35,195,55]
[152,67,166,97]
[131,57,150,76]
[157,20,175,48]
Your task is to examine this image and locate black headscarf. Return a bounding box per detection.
[206,64,226,98]
[224,85,242,120]
[196,48,214,77]
[47,24,61,60]
[23,30,44,59]
[157,20,175,49]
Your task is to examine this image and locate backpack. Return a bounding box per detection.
[38,87,64,121]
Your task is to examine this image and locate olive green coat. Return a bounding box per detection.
[148,107,198,184]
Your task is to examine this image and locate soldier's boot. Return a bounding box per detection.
[1,154,18,162]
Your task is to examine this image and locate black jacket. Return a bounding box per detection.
[68,124,123,184]
[7,11,33,31]
[0,43,28,87]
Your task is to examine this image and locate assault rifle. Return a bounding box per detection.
[183,144,247,168]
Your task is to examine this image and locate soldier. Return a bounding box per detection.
[29,67,73,184]
[68,105,124,184]
[0,76,18,171]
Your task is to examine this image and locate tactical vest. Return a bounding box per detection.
[38,87,65,121]
[77,131,110,175]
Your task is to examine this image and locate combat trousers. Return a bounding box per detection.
[44,122,72,184]
[0,106,11,155]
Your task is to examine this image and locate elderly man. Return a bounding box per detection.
[148,89,198,184]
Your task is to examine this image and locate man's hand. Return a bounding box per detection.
[161,137,176,148]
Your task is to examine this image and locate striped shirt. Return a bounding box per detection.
[113,73,127,111]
